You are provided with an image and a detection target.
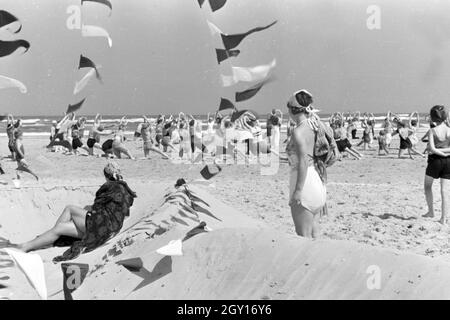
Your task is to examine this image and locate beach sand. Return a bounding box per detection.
[1,132,450,299]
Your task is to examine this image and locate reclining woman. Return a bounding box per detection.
[7,162,137,262]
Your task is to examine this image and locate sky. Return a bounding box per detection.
[1,0,450,116]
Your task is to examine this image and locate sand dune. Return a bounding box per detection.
[2,181,450,300]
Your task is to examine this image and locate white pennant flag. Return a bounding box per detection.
[232,59,276,82]
[81,24,112,47]
[221,59,276,87]
[4,249,47,300]
[156,239,183,256]
[73,68,97,95]
[207,20,222,36]
[220,74,235,87]
[0,75,27,93]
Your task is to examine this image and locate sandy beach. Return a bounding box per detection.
[2,129,450,300]
[1,132,447,258]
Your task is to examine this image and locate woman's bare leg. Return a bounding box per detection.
[18,222,82,253]
[149,146,169,159]
[349,147,363,157]
[17,205,87,252]
[423,175,434,218]
[346,148,361,160]
[290,202,315,238]
[55,205,87,227]
[410,147,426,158]
[440,179,449,225]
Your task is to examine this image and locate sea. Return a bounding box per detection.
[0,113,430,137]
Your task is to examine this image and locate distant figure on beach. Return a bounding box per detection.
[14,130,39,181]
[392,117,425,160]
[112,123,135,160]
[141,115,169,159]
[286,89,337,238]
[269,109,282,151]
[6,114,21,160]
[8,162,136,262]
[423,105,450,225]
[331,114,362,160]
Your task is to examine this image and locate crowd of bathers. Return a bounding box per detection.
[41,109,285,162]
[323,111,426,160]
[0,108,431,184]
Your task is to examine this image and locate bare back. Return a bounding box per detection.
[432,124,450,149]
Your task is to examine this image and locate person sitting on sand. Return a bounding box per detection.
[8,162,136,262]
[423,105,450,225]
[286,89,336,238]
[14,130,39,181]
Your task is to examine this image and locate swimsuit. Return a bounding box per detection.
[425,127,450,179]
[286,122,326,213]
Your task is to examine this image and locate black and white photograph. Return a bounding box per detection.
[1,0,450,304]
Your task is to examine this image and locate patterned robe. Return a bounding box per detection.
[53,180,137,263]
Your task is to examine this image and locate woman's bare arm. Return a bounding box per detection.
[293,128,308,194]
[429,129,448,156]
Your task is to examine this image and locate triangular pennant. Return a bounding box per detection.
[74,69,97,95]
[209,0,227,12]
[0,75,27,93]
[61,263,89,300]
[78,55,102,81]
[200,162,222,180]
[67,98,87,114]
[4,249,47,300]
[197,0,206,8]
[81,0,112,12]
[230,109,258,122]
[218,97,235,111]
[81,25,112,47]
[207,20,222,35]
[156,239,183,256]
[0,39,30,58]
[0,10,21,33]
[183,222,208,241]
[221,21,277,50]
[235,77,274,102]
[117,258,144,272]
[232,59,276,83]
[215,48,240,64]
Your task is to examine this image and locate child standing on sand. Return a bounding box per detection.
[423,105,450,225]
[14,131,39,181]
[378,130,389,155]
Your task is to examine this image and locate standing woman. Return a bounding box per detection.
[423,105,450,224]
[285,89,328,238]
[270,109,282,152]
[6,114,21,160]
[383,111,394,147]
